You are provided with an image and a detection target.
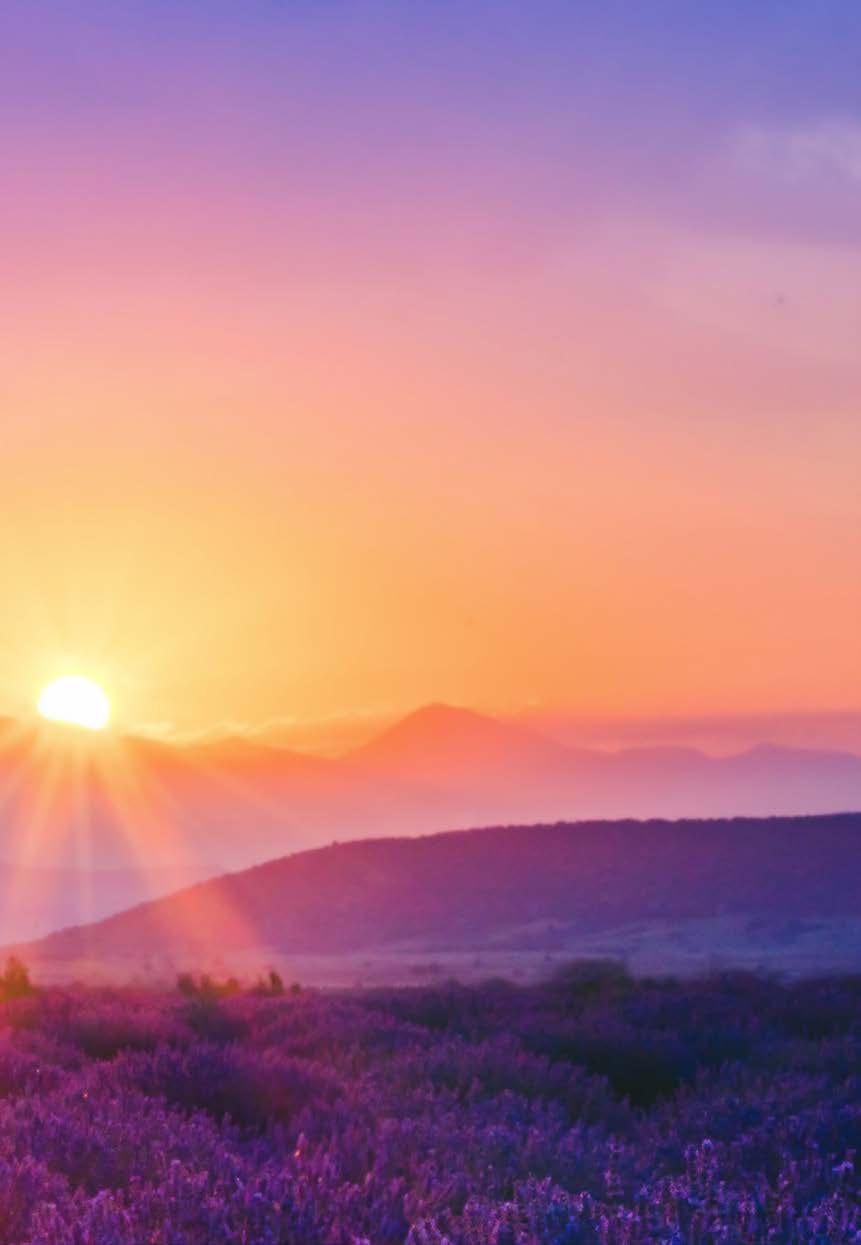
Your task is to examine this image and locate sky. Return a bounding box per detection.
[0,1,859,737]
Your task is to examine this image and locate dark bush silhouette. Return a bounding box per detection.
[252,968,286,996]
[0,956,34,999]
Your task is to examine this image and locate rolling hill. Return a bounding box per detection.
[15,813,861,976]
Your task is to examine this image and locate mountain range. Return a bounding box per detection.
[1,703,860,942]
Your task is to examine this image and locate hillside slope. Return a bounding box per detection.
[17,813,861,966]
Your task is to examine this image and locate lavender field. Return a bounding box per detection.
[0,963,858,1244]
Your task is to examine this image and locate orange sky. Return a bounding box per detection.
[1,4,859,736]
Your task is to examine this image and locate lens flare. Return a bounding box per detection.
[38,676,111,731]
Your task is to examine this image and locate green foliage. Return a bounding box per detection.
[0,956,34,999]
[176,972,242,1000]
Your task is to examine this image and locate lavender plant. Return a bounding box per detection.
[0,969,857,1243]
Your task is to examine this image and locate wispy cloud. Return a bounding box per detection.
[732,119,861,184]
[129,709,399,755]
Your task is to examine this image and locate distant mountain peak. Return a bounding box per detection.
[380,702,506,739]
[395,702,487,726]
[346,702,569,777]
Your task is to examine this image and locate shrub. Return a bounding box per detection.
[0,956,34,1000]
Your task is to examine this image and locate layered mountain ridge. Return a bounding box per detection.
[1,704,859,942]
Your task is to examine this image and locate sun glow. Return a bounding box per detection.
[38,676,111,731]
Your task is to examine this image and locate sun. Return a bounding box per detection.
[38,676,111,731]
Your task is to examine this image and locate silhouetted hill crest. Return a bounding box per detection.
[16,812,861,963]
